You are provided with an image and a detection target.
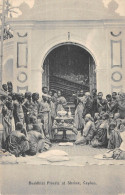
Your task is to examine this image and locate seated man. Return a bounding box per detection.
[107,122,122,149]
[5,122,29,157]
[75,114,95,145]
[103,120,125,160]
[27,130,51,156]
[111,113,122,129]
[28,116,44,135]
[94,113,103,131]
[91,113,110,148]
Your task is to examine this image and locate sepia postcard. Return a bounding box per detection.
[0,0,125,195]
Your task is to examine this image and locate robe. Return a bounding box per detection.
[27,131,45,155]
[13,101,24,126]
[75,120,95,145]
[2,107,12,149]
[91,120,109,148]
[74,96,86,130]
[56,96,67,113]
[108,130,122,149]
[6,131,29,157]
[39,101,50,137]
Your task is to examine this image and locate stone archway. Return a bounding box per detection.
[42,42,96,101]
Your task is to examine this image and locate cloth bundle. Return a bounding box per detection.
[37,149,70,162]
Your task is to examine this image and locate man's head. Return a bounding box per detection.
[35,93,39,101]
[94,113,100,121]
[30,116,37,124]
[98,92,103,100]
[26,92,32,101]
[76,90,80,96]
[32,93,35,101]
[114,113,120,120]
[17,93,22,103]
[12,93,17,101]
[102,113,109,120]
[8,95,12,102]
[57,90,61,97]
[79,90,84,97]
[112,92,117,100]
[49,90,53,97]
[100,111,105,119]
[42,94,48,102]
[42,87,48,94]
[54,92,58,98]
[106,94,112,102]
[16,122,23,131]
[2,84,7,92]
[109,122,116,131]
[25,92,29,99]
[92,88,97,96]
[85,114,92,122]
[85,92,91,98]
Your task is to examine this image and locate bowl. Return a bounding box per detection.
[57,111,67,117]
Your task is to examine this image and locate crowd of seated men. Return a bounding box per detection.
[74,89,125,156]
[0,82,125,158]
[0,82,67,157]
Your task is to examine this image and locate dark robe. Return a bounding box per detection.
[91,120,109,148]
[108,130,122,149]
[6,131,29,157]
[97,98,107,113]
[92,95,98,117]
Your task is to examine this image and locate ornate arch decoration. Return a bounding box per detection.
[111,32,122,37]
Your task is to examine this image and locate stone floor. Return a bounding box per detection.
[0,143,125,195]
[0,120,125,195]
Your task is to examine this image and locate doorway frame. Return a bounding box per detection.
[41,41,97,93]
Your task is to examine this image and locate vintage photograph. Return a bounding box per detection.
[0,0,125,195]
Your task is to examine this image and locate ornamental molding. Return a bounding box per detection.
[7,20,125,30]
[17,32,28,37]
[111,71,122,82]
[111,31,122,37]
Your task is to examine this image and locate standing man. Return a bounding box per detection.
[13,94,24,128]
[56,90,67,113]
[38,94,50,139]
[106,94,112,113]
[32,93,40,118]
[83,92,93,117]
[22,92,33,129]
[42,87,48,95]
[97,92,107,113]
[92,88,98,117]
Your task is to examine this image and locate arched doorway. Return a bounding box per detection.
[42,43,96,102]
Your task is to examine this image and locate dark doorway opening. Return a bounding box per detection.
[43,44,96,102]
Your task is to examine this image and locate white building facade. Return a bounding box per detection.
[2,0,125,97]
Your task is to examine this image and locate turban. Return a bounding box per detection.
[85,114,93,121]
[85,92,91,96]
